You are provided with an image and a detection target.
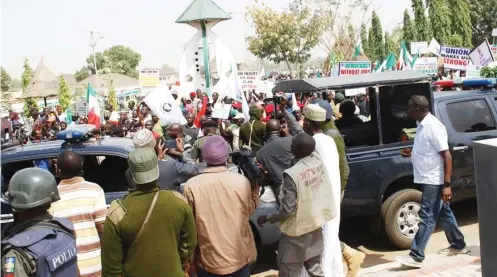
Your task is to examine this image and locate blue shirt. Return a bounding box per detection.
[34,159,51,171]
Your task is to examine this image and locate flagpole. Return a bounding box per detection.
[89,31,104,94]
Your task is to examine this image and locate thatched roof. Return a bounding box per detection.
[22,59,58,99]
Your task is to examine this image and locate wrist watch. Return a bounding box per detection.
[444,181,451,188]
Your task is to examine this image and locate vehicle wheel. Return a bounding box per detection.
[381,191,397,222]
[383,189,422,249]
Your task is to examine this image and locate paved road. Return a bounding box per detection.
[251,198,479,276]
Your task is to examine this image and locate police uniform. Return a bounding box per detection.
[1,168,78,277]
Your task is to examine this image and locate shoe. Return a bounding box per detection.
[396,255,422,268]
[342,244,366,277]
[438,246,470,256]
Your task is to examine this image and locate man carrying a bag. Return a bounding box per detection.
[101,148,197,277]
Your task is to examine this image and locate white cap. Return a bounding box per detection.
[304,104,326,122]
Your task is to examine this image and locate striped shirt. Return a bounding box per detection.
[49,177,107,277]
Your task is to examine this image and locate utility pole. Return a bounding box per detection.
[89,31,104,92]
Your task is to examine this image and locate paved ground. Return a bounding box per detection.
[252,199,480,277]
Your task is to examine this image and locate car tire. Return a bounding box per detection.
[383,189,422,249]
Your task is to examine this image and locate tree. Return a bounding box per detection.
[74,67,90,82]
[412,0,431,42]
[469,0,497,46]
[369,11,384,61]
[447,0,472,47]
[384,32,397,57]
[21,58,32,91]
[107,79,118,111]
[24,98,38,116]
[447,33,463,46]
[402,9,416,51]
[81,45,142,79]
[1,67,12,92]
[58,76,70,111]
[428,0,452,44]
[360,24,369,56]
[480,65,497,78]
[246,4,323,76]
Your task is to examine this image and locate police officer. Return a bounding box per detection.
[1,168,78,277]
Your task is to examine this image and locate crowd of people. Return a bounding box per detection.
[1,86,469,277]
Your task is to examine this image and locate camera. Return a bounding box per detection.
[230,149,264,191]
[273,95,283,104]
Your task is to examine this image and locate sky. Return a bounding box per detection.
[1,0,411,78]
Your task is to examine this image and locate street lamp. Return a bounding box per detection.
[89,31,104,91]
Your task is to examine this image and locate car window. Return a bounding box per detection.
[446,99,496,133]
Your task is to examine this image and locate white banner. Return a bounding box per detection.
[412,57,438,75]
[465,65,482,78]
[211,103,232,119]
[440,46,471,70]
[469,40,495,66]
[143,83,186,126]
[410,42,429,55]
[237,71,259,90]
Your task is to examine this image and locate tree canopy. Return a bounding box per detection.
[448,0,472,47]
[411,0,431,42]
[246,4,323,75]
[402,10,416,51]
[76,45,142,80]
[469,0,497,46]
[107,79,118,111]
[368,11,384,61]
[428,0,452,44]
[21,58,32,91]
[1,67,12,92]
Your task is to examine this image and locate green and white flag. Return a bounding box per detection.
[375,52,397,72]
[328,51,338,71]
[398,42,414,70]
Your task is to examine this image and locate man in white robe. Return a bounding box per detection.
[282,102,344,277]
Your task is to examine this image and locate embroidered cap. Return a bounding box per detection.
[304,104,327,122]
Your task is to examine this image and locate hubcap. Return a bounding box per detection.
[396,202,421,238]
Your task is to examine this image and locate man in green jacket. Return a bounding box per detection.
[101,148,197,277]
[239,105,266,153]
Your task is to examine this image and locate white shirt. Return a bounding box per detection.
[412,113,449,185]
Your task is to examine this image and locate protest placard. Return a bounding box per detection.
[410,42,429,55]
[75,101,88,116]
[440,46,471,70]
[211,103,232,119]
[412,57,438,75]
[237,71,259,90]
[465,65,482,78]
[469,40,495,66]
[491,45,497,59]
[139,69,160,87]
[345,87,367,96]
[338,61,372,76]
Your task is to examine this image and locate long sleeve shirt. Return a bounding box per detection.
[267,173,297,223]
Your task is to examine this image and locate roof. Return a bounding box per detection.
[272,71,432,92]
[22,59,57,99]
[434,89,497,101]
[175,0,231,24]
[1,137,135,162]
[76,73,139,91]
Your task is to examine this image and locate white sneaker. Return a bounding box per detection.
[396,255,422,268]
[438,246,470,256]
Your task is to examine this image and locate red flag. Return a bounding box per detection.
[194,96,208,128]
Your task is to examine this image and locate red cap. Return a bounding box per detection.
[190,92,196,98]
[233,102,242,109]
[265,104,275,114]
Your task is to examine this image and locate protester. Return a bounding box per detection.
[396,95,468,268]
[102,148,197,277]
[184,135,260,277]
[257,132,335,277]
[256,119,293,200]
[1,168,78,276]
[127,129,200,190]
[335,100,363,128]
[239,105,266,152]
[49,151,107,277]
[282,102,346,276]
[191,120,218,161]
[183,113,199,145]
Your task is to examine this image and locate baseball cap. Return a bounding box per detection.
[132,129,156,148]
[128,148,159,185]
[310,99,333,120]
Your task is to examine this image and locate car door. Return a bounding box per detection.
[437,96,497,201]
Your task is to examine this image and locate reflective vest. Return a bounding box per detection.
[278,152,336,237]
[1,218,78,277]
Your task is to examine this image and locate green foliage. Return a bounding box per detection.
[480,66,497,78]
[24,97,38,116]
[246,4,323,75]
[82,45,142,79]
[75,67,90,82]
[369,11,384,61]
[402,10,416,50]
[58,76,71,111]
[360,24,369,56]
[412,0,431,41]
[1,67,12,92]
[469,0,497,46]
[107,79,118,111]
[384,32,397,57]
[428,0,452,44]
[21,58,33,91]
[447,0,472,47]
[446,33,463,47]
